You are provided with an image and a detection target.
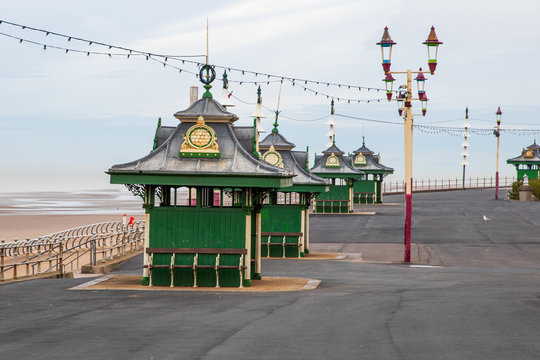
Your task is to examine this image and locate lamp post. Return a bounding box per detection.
[461,107,470,189]
[377,26,442,263]
[494,106,502,199]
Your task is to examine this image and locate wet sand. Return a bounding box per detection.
[0,189,144,240]
[0,214,145,241]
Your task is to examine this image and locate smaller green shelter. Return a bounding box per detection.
[259,114,329,257]
[311,138,363,213]
[346,137,394,204]
[507,140,540,180]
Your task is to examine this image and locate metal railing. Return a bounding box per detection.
[0,220,145,281]
[383,176,516,194]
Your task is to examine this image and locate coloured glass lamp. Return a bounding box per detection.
[377,26,396,74]
[383,73,395,101]
[423,26,443,74]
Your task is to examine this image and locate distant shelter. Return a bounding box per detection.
[346,137,394,204]
[259,115,328,257]
[507,141,540,180]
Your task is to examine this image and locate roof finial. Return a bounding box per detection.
[332,134,336,146]
[362,136,365,147]
[222,70,228,89]
[273,82,283,133]
[200,19,215,99]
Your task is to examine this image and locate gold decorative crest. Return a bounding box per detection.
[354,154,366,165]
[262,145,284,168]
[180,116,220,158]
[524,149,534,158]
[325,153,340,167]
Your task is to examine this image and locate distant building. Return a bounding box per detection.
[259,118,328,257]
[506,140,540,180]
[346,137,394,203]
[311,138,363,213]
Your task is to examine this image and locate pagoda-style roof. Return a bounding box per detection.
[259,131,295,150]
[507,141,540,164]
[259,130,328,191]
[321,143,345,156]
[311,141,363,179]
[348,138,394,174]
[174,97,239,123]
[108,97,293,188]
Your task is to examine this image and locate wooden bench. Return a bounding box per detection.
[314,199,350,213]
[354,192,375,204]
[261,232,303,258]
[145,248,247,288]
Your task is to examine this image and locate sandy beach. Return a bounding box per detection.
[0,214,145,241]
[0,189,144,240]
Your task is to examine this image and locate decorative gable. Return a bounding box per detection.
[179,116,220,158]
[262,145,284,168]
[354,154,366,165]
[325,153,340,168]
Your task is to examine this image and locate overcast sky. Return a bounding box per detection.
[0,0,539,192]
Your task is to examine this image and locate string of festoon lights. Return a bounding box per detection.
[228,92,540,135]
[0,19,389,103]
[333,113,540,136]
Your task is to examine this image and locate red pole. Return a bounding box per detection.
[495,172,499,199]
[404,180,412,262]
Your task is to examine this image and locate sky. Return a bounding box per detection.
[0,0,539,192]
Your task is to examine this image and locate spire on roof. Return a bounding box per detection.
[326,99,336,147]
[272,82,283,133]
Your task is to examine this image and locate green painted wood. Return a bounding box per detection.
[148,207,246,287]
[261,205,302,257]
[314,184,351,213]
[353,180,382,204]
[517,169,540,180]
[109,173,292,188]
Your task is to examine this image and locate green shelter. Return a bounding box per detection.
[311,138,363,213]
[507,140,540,180]
[259,116,329,257]
[346,137,394,204]
[107,72,293,287]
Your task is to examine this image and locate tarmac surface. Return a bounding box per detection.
[1,189,540,359]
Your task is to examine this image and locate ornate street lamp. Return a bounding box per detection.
[414,69,426,97]
[377,26,396,74]
[423,26,443,74]
[383,73,395,101]
[376,26,442,263]
[420,93,428,116]
[494,106,502,199]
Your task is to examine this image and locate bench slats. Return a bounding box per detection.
[146,248,247,255]
[146,248,246,288]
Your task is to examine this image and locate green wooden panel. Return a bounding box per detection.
[148,207,246,287]
[316,185,349,200]
[261,205,302,257]
[353,180,383,204]
[110,172,292,188]
[517,169,540,180]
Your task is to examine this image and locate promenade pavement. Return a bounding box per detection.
[1,189,539,359]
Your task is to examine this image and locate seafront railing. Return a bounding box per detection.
[383,176,516,194]
[0,220,145,281]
